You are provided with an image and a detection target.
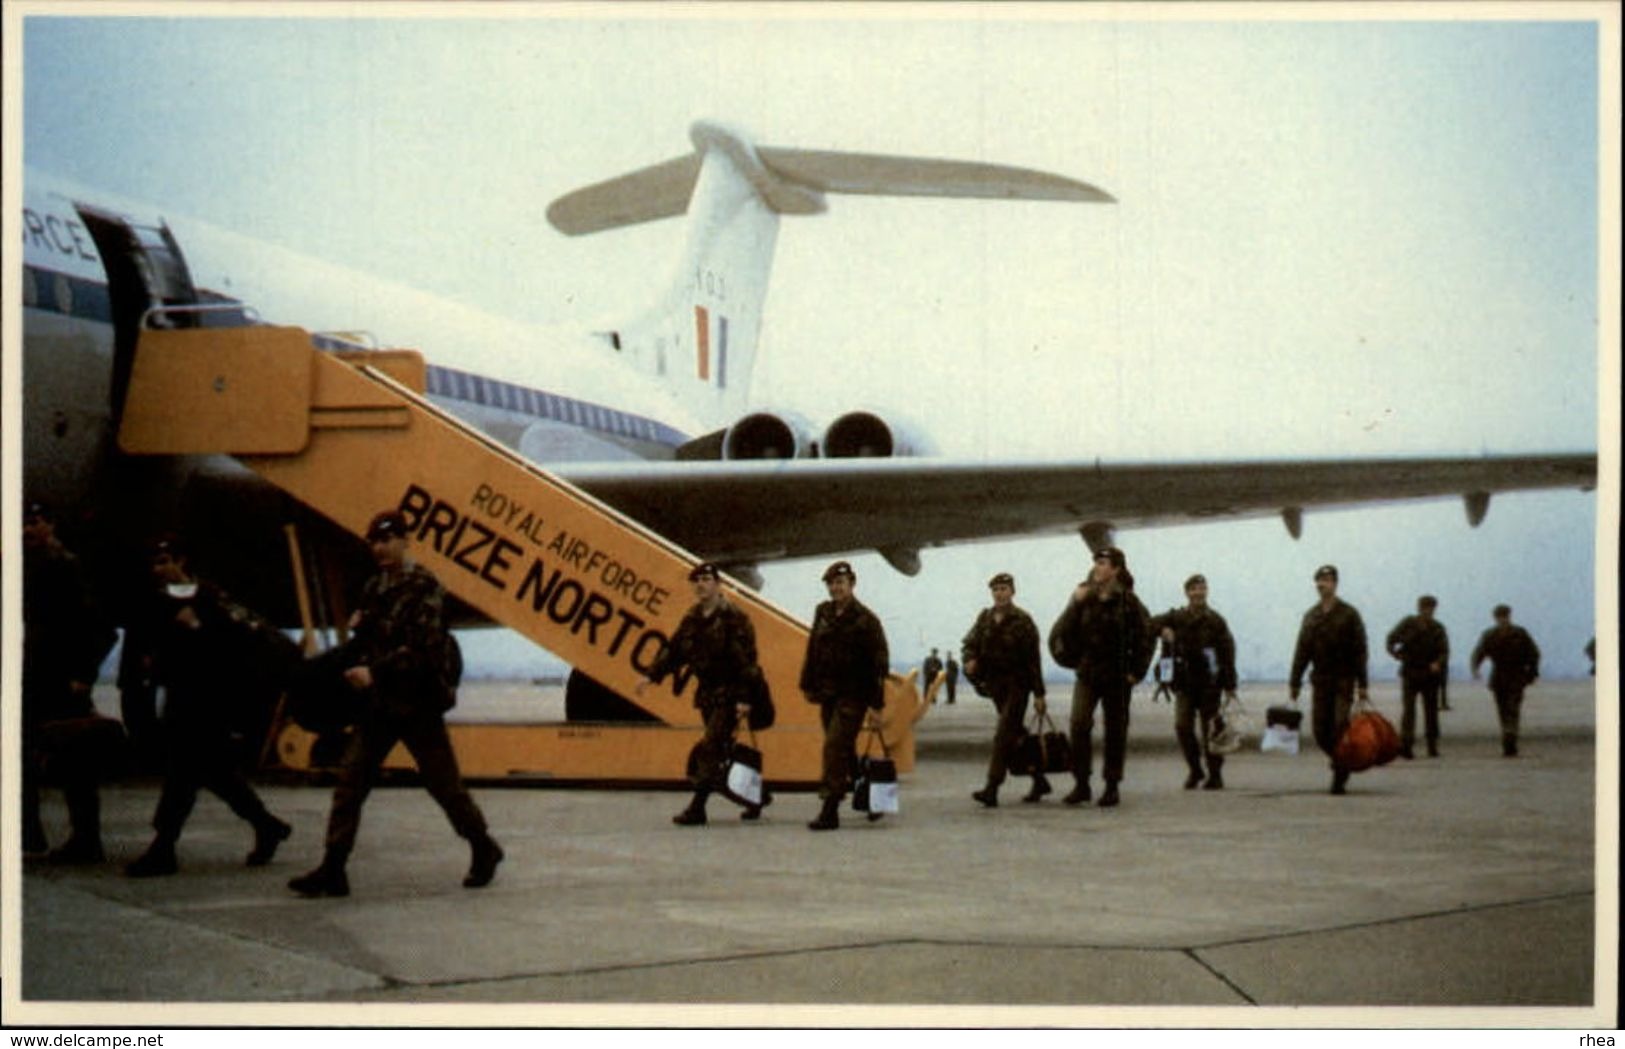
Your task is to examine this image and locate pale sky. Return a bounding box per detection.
[12,4,1614,679]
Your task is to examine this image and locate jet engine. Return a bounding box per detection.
[822,409,938,458]
[721,409,819,460]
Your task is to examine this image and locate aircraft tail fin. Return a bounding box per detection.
[547,121,1113,432]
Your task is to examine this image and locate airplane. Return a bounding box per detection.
[15,119,1598,725]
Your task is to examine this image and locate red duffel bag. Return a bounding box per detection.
[1334,696,1402,772]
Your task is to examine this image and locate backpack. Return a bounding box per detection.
[1048,601,1083,670]
[745,666,776,730]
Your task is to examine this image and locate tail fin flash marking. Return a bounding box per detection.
[717,315,728,390]
[694,305,710,381]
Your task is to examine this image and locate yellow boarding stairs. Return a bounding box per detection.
[118,325,931,784]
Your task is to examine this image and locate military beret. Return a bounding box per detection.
[1493,603,1511,617]
[1184,573,1207,590]
[822,560,855,583]
[688,562,720,581]
[366,510,410,541]
[988,572,1014,589]
[1419,595,1438,608]
[1094,546,1127,569]
[1314,564,1339,581]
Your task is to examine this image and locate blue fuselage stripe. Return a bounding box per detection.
[22,263,689,451]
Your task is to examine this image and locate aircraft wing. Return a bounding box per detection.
[557,453,1598,569]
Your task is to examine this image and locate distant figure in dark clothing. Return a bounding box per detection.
[964,573,1049,807]
[1385,595,1450,759]
[1471,605,1541,757]
[923,648,944,700]
[1149,574,1238,791]
[944,653,960,704]
[1048,547,1153,809]
[125,536,294,877]
[639,562,764,825]
[799,561,890,831]
[1289,564,1370,796]
[21,502,117,863]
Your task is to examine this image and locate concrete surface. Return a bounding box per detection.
[5,679,1612,1027]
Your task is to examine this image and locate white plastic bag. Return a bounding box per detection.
[1208,695,1252,755]
[867,779,900,814]
[1260,723,1300,755]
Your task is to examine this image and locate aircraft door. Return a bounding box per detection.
[74,207,201,420]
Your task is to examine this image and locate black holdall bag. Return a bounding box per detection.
[1009,706,1072,775]
[286,643,365,735]
[1265,704,1303,730]
[852,717,899,816]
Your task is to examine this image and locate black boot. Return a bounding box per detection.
[1022,775,1052,803]
[288,851,350,898]
[673,790,709,826]
[1331,768,1350,795]
[464,835,504,888]
[1098,782,1120,808]
[808,795,840,831]
[1203,768,1225,790]
[1184,769,1204,790]
[1062,780,1092,806]
[124,839,178,878]
[247,816,292,867]
[972,786,999,808]
[1503,736,1518,757]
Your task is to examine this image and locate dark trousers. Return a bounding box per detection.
[1399,672,1441,750]
[323,706,488,859]
[984,684,1032,788]
[689,700,738,791]
[818,696,870,801]
[1310,677,1357,770]
[1174,688,1224,776]
[151,722,273,842]
[1069,678,1131,785]
[1491,685,1525,744]
[22,717,104,849]
[21,744,99,849]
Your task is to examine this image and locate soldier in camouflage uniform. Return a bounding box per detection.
[639,562,764,825]
[1470,604,1541,757]
[1149,574,1238,791]
[1049,547,1153,809]
[799,561,890,831]
[125,536,295,877]
[1289,564,1370,795]
[965,573,1049,807]
[290,510,501,898]
[1385,594,1450,759]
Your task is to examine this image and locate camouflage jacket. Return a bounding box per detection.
[351,561,455,714]
[1148,604,1237,694]
[961,604,1045,697]
[646,598,759,710]
[1290,598,1369,690]
[800,598,889,709]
